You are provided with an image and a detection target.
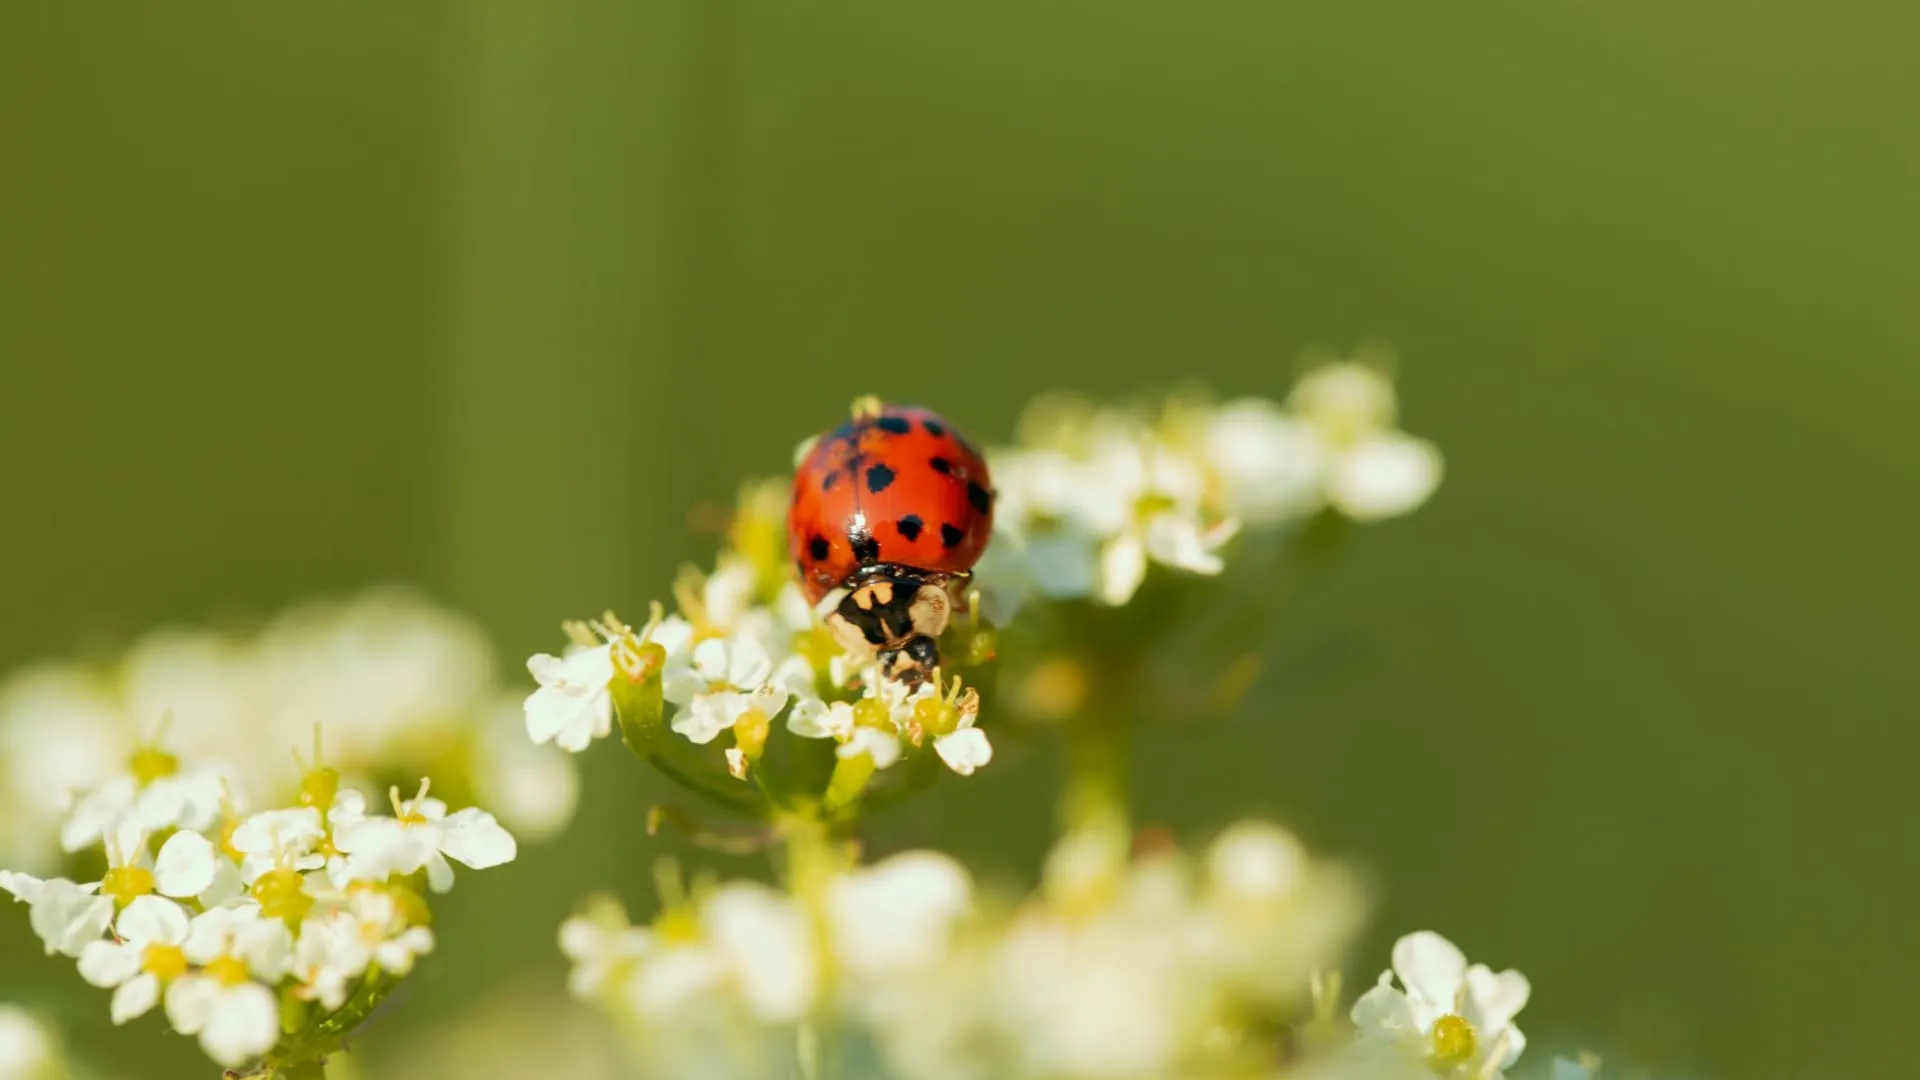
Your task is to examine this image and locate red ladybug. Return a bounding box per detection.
[789,402,994,686]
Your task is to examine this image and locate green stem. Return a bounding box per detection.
[1060,711,1131,835]
[775,813,843,1080]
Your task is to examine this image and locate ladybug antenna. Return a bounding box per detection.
[850,395,885,420]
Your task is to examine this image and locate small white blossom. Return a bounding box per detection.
[788,701,903,770]
[523,644,615,753]
[662,636,806,746]
[1326,430,1443,521]
[229,807,326,882]
[77,896,192,1024]
[61,766,226,856]
[290,910,369,1011]
[701,883,817,1024]
[166,907,294,1068]
[1352,930,1531,1078]
[559,897,653,1001]
[828,851,973,979]
[0,873,112,958]
[332,782,517,892]
[350,888,435,974]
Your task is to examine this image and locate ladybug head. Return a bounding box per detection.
[823,569,952,690]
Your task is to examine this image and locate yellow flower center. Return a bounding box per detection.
[141,942,189,981]
[731,708,770,760]
[129,746,179,786]
[101,866,155,906]
[914,695,960,738]
[1428,1014,1478,1068]
[204,955,251,987]
[851,698,892,731]
[249,868,313,925]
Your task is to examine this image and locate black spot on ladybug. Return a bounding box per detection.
[822,470,840,491]
[967,481,992,514]
[866,464,896,494]
[896,514,924,541]
[851,534,882,565]
[875,415,911,435]
[808,535,830,561]
[940,523,965,548]
[922,417,946,437]
[929,456,952,475]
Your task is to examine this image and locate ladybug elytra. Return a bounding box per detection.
[789,401,994,687]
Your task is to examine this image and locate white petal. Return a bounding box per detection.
[1142,512,1231,576]
[436,808,518,870]
[1097,533,1148,606]
[198,983,280,1068]
[0,871,44,904]
[152,831,219,898]
[669,698,733,746]
[425,853,456,894]
[117,895,190,946]
[1392,930,1468,1010]
[827,852,971,977]
[689,638,732,683]
[164,975,217,1034]
[934,728,993,776]
[702,886,817,1023]
[110,973,160,1023]
[78,940,142,988]
[59,775,137,852]
[1464,963,1532,1039]
[726,636,774,689]
[838,727,902,770]
[1350,979,1419,1040]
[1328,433,1442,522]
[23,879,113,957]
[785,698,844,739]
[1205,821,1306,901]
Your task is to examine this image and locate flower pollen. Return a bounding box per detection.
[100,865,154,906]
[1429,1013,1477,1068]
[204,954,252,987]
[141,941,189,981]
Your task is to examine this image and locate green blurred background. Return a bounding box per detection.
[2,4,1915,1078]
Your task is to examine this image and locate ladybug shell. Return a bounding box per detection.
[789,404,994,604]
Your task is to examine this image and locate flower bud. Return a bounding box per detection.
[732,708,770,761]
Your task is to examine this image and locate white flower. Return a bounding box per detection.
[1097,511,1239,607]
[77,896,192,1023]
[931,696,992,778]
[0,873,112,957]
[1351,930,1531,1078]
[787,701,902,770]
[0,1005,59,1080]
[662,636,804,746]
[290,911,369,1011]
[559,898,651,1001]
[701,883,817,1023]
[828,851,973,979]
[229,807,326,882]
[1326,431,1443,521]
[523,644,615,753]
[332,782,517,892]
[166,907,294,1068]
[60,766,226,856]
[349,888,435,974]
[1200,399,1327,525]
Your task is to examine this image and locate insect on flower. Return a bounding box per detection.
[790,400,995,689]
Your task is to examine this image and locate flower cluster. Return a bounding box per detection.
[524,482,998,815]
[557,820,1434,1080]
[0,744,517,1072]
[976,349,1441,616]
[0,588,575,878]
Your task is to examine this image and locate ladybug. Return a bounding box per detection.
[789,401,994,687]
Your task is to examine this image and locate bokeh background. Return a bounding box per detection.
[3,4,1916,1078]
